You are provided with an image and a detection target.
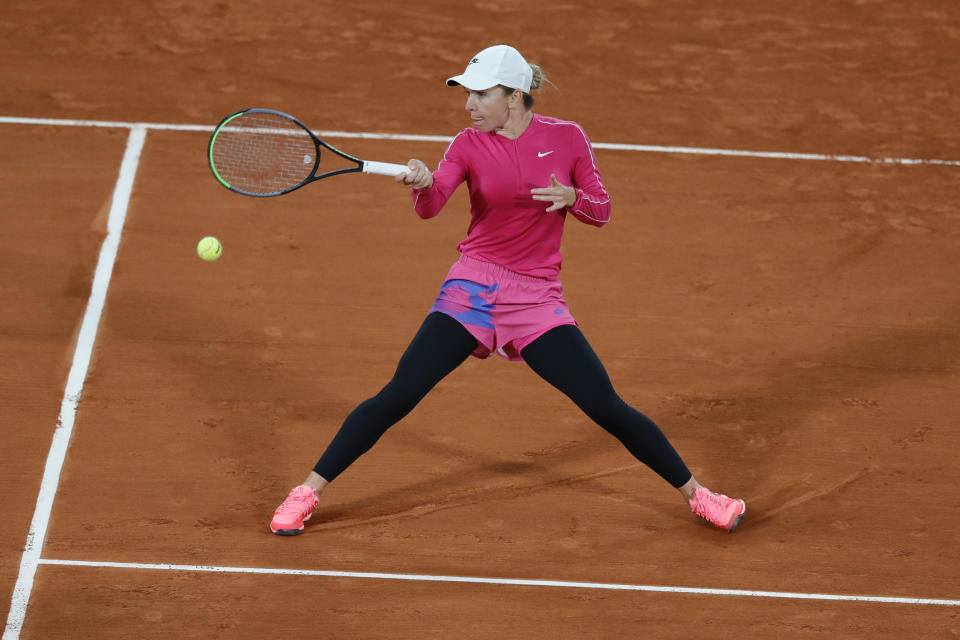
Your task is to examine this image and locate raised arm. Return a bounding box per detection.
[401,131,469,219]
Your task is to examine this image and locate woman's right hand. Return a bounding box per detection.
[396,159,433,189]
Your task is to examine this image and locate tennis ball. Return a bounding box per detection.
[197,236,222,262]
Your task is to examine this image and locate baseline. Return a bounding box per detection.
[37,558,960,608]
[1,115,958,167]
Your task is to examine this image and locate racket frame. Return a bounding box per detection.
[207,108,407,197]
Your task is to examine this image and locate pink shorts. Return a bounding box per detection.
[429,254,578,361]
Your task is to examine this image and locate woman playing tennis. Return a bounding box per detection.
[271,44,746,535]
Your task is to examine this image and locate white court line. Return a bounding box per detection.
[35,558,960,607]
[2,127,147,640]
[1,114,959,166]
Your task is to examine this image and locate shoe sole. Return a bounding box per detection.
[270,511,314,536]
[271,527,304,536]
[727,501,746,533]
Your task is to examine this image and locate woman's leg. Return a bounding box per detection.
[312,311,478,485]
[520,324,692,488]
[521,324,745,531]
[271,312,477,534]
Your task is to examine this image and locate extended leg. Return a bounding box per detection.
[521,325,745,531]
[270,312,477,535]
[521,324,691,487]
[313,311,479,483]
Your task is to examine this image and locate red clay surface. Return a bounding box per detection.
[0,125,128,616]
[2,1,959,638]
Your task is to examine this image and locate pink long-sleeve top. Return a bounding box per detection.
[412,115,611,280]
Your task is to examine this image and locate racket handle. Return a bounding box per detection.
[362,161,410,177]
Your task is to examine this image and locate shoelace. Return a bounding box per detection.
[690,490,727,519]
[276,490,315,514]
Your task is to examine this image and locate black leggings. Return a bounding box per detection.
[314,312,692,488]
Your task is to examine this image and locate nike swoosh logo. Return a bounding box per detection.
[538,150,554,158]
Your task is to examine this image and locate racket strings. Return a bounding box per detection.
[210,113,317,194]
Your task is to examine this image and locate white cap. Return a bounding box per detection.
[446,45,533,93]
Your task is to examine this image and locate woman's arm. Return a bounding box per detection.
[567,125,612,227]
[401,131,469,219]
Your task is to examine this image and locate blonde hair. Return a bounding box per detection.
[529,63,545,91]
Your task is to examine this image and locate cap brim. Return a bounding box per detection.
[445,73,497,91]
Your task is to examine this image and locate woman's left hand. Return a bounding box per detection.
[531,174,576,212]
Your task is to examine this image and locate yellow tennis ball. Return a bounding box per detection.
[197,236,222,262]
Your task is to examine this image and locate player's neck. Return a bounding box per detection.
[496,110,533,140]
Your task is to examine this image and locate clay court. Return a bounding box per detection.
[2,1,959,638]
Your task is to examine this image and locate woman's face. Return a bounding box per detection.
[463,87,513,132]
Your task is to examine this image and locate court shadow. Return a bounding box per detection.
[311,429,630,528]
[689,302,960,528]
[159,275,960,536]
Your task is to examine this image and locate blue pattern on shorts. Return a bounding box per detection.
[435,279,499,329]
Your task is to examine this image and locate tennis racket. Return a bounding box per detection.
[207,108,410,197]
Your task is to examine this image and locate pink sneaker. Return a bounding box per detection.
[689,487,746,532]
[270,485,319,535]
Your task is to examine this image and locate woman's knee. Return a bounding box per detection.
[575,388,627,425]
[375,378,427,417]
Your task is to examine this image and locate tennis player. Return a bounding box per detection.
[271,45,746,535]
